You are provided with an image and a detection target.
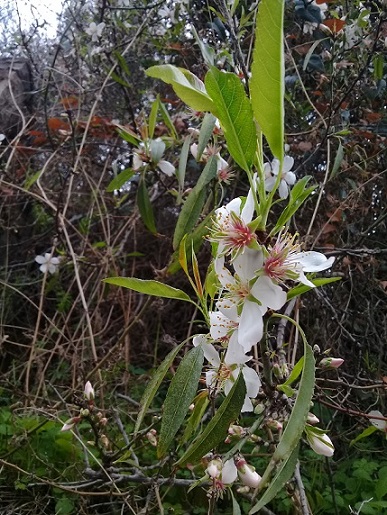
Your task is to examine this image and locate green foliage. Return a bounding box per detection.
[251,0,284,161]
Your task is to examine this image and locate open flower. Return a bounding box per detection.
[263,230,335,287]
[193,333,261,412]
[264,156,296,199]
[85,22,105,42]
[133,138,175,176]
[35,253,61,274]
[210,194,256,260]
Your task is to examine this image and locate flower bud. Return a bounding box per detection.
[306,432,334,457]
[307,413,320,425]
[146,429,158,447]
[235,457,261,488]
[80,408,89,417]
[61,416,81,432]
[84,381,95,400]
[319,357,344,369]
[266,418,283,431]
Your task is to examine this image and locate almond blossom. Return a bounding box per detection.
[264,156,296,199]
[133,138,175,176]
[305,427,334,457]
[35,253,61,274]
[193,333,261,412]
[85,22,105,42]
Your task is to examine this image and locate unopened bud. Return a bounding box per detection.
[228,425,246,437]
[80,408,90,417]
[235,457,262,488]
[100,417,108,426]
[307,413,320,425]
[146,429,158,447]
[61,416,81,432]
[189,403,195,411]
[266,419,283,431]
[319,357,344,369]
[84,381,95,401]
[306,429,334,457]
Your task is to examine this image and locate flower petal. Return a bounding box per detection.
[251,275,287,310]
[295,251,335,272]
[238,300,264,352]
[158,160,175,176]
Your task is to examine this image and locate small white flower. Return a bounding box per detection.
[369,410,387,432]
[85,22,105,42]
[264,156,296,199]
[35,253,61,274]
[84,381,95,401]
[133,139,175,176]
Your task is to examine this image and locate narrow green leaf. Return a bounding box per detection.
[205,67,257,171]
[330,141,344,179]
[250,446,300,514]
[134,340,186,433]
[158,98,178,139]
[182,390,209,443]
[158,345,205,457]
[117,125,141,146]
[175,372,246,467]
[137,177,157,234]
[146,65,215,112]
[251,0,285,161]
[177,135,192,202]
[195,154,218,191]
[287,276,341,301]
[103,277,192,302]
[282,357,304,387]
[106,168,135,192]
[149,97,159,139]
[197,113,217,160]
[350,426,378,446]
[231,490,242,515]
[173,188,206,251]
[168,214,212,274]
[273,344,315,461]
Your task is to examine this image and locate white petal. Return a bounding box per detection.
[238,300,264,352]
[283,155,294,173]
[39,264,48,273]
[225,332,250,366]
[158,160,175,176]
[221,459,237,485]
[190,143,199,159]
[132,153,143,170]
[233,248,263,282]
[209,311,232,341]
[240,188,255,223]
[206,370,217,388]
[264,176,276,192]
[295,251,335,272]
[47,263,57,274]
[284,171,296,186]
[214,256,234,288]
[297,270,316,288]
[369,410,387,431]
[202,342,221,368]
[225,197,242,215]
[241,396,254,412]
[149,138,165,162]
[50,257,61,265]
[242,366,261,398]
[35,255,46,264]
[216,298,239,322]
[251,276,287,310]
[271,159,280,175]
[278,179,289,199]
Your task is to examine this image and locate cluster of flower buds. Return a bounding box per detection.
[205,454,261,493]
[61,382,103,433]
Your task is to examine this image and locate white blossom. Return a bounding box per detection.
[85,22,106,43]
[264,156,296,199]
[35,253,61,274]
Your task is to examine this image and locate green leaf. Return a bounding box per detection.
[175,372,246,467]
[231,490,242,515]
[149,97,159,139]
[146,65,215,112]
[177,135,192,203]
[273,344,314,462]
[330,140,344,179]
[250,446,299,514]
[158,345,204,457]
[282,356,304,387]
[168,214,213,274]
[158,97,178,139]
[182,390,210,443]
[106,168,135,192]
[205,67,257,171]
[197,113,217,160]
[251,0,285,161]
[271,176,316,234]
[134,341,186,433]
[287,276,341,301]
[137,177,157,234]
[350,426,378,446]
[103,277,192,303]
[173,156,217,251]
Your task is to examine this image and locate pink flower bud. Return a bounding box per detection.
[61,416,81,432]
[307,413,320,425]
[306,432,334,457]
[146,429,158,447]
[235,457,261,488]
[84,381,95,400]
[266,418,283,431]
[319,358,344,369]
